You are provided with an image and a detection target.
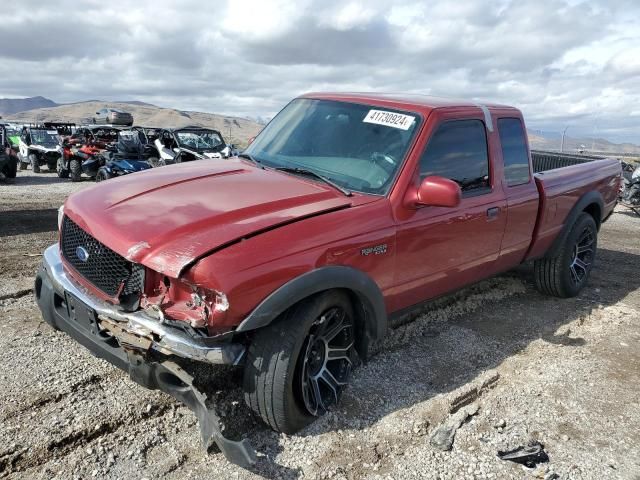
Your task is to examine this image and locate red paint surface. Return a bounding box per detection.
[61,93,621,332]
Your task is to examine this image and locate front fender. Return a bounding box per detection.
[236,266,387,357]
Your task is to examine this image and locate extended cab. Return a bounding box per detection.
[35,93,621,466]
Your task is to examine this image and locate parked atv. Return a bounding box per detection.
[4,124,21,151]
[43,122,76,137]
[17,125,63,173]
[151,126,233,166]
[59,126,119,181]
[620,161,640,216]
[131,126,162,154]
[95,130,153,181]
[0,124,17,179]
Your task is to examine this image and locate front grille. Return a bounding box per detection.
[61,216,145,298]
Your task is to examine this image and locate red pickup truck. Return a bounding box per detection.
[35,93,621,466]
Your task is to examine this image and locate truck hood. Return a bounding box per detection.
[64,159,353,277]
[31,145,61,153]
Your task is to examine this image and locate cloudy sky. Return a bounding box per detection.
[1,0,638,143]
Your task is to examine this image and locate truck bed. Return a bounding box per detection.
[526,152,621,260]
[531,150,606,173]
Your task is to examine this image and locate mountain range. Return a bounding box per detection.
[1,97,262,145]
[0,96,58,115]
[1,96,638,154]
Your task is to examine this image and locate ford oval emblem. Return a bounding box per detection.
[76,246,90,262]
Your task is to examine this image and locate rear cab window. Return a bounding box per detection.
[419,119,490,197]
[497,118,530,186]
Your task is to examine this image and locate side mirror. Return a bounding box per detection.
[408,176,461,208]
[96,112,100,115]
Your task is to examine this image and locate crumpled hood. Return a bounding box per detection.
[64,159,352,277]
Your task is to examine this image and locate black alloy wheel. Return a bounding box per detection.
[296,306,355,416]
[569,226,595,286]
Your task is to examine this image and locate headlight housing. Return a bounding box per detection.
[57,205,64,231]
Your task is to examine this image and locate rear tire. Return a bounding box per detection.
[69,159,82,182]
[18,153,29,170]
[95,168,112,182]
[243,291,356,434]
[534,212,598,298]
[29,154,40,173]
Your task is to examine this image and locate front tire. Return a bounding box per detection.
[534,212,598,298]
[29,154,40,173]
[18,153,29,170]
[95,168,112,182]
[56,157,69,178]
[69,158,82,182]
[243,291,356,434]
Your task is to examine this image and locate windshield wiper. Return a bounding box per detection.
[275,167,352,197]
[237,153,264,169]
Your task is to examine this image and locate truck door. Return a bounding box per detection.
[391,115,507,310]
[494,116,539,267]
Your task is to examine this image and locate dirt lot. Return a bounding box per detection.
[1,170,639,480]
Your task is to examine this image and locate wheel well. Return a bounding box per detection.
[338,288,371,359]
[262,287,374,361]
[583,203,602,230]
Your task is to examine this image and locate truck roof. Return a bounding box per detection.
[302,92,517,115]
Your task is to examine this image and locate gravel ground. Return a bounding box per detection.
[1,170,639,480]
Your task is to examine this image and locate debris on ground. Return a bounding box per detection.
[448,370,500,413]
[497,441,550,468]
[429,403,479,451]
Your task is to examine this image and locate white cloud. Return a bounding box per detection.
[0,0,638,142]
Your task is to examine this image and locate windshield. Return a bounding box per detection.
[176,131,224,151]
[93,128,119,142]
[31,129,59,147]
[244,98,421,195]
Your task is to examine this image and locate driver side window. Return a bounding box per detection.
[419,120,490,196]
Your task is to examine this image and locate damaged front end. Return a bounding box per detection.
[140,268,230,332]
[34,244,257,468]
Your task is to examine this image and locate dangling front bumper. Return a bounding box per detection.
[34,244,256,468]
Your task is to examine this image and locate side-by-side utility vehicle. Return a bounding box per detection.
[35,93,621,467]
[18,125,63,172]
[0,124,18,179]
[151,126,232,166]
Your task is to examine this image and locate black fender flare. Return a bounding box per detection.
[236,266,388,359]
[545,190,604,258]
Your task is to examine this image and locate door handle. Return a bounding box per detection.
[486,207,500,220]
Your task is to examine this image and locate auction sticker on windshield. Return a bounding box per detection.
[363,110,415,130]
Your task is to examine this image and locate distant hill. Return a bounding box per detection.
[4,101,263,146]
[527,129,640,154]
[0,96,58,115]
